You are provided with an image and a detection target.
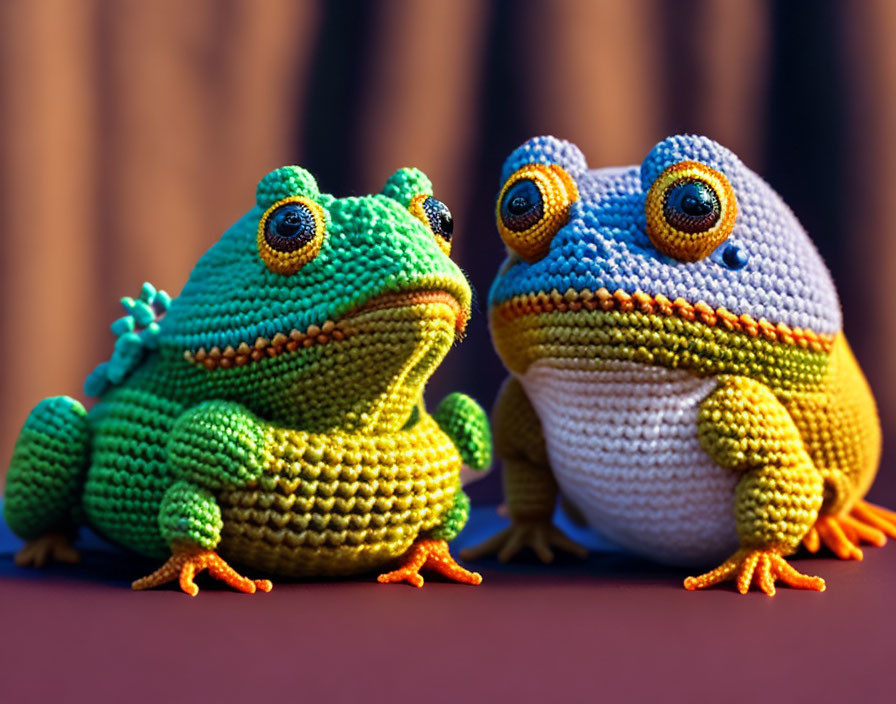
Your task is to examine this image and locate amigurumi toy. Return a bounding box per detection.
[463,134,890,595]
[4,165,492,595]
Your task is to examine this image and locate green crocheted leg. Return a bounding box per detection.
[433,392,492,470]
[167,400,267,490]
[4,397,90,556]
[132,480,272,596]
[158,480,223,549]
[132,401,272,595]
[428,481,470,542]
[686,376,826,595]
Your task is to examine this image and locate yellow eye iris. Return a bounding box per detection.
[257,196,326,275]
[496,163,578,263]
[645,161,737,262]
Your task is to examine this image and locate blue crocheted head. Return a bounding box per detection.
[491,134,840,335]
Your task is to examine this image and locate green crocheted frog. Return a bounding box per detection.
[4,165,492,595]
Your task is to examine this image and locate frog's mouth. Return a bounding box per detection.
[491,286,833,349]
[184,288,467,371]
[489,285,836,378]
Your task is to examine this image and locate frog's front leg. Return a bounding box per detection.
[131,401,272,596]
[685,377,825,595]
[377,393,492,587]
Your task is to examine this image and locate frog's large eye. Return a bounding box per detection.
[645,161,737,262]
[257,196,326,274]
[409,195,453,255]
[496,163,578,263]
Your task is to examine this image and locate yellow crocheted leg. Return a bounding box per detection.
[378,538,482,588]
[685,548,825,596]
[14,532,80,568]
[132,544,273,596]
[695,377,827,594]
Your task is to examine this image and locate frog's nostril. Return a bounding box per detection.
[722,243,749,270]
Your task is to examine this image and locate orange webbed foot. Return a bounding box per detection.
[14,532,80,568]
[803,501,896,561]
[684,548,825,596]
[378,538,482,588]
[850,501,896,540]
[132,544,273,596]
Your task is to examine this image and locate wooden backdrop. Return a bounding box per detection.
[2,0,894,503]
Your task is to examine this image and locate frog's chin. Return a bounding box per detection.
[182,289,467,372]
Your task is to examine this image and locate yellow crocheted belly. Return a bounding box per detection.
[215,416,459,577]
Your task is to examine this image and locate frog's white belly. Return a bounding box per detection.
[519,360,739,566]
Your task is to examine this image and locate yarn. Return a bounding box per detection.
[480,134,887,593]
[496,163,579,263]
[5,164,492,592]
[644,161,737,262]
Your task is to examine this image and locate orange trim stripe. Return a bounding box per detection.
[492,287,835,352]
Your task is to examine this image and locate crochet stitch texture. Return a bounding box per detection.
[4,165,492,594]
[466,134,890,595]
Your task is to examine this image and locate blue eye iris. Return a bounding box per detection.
[663,180,721,233]
[722,243,749,270]
[265,203,315,252]
[500,179,544,231]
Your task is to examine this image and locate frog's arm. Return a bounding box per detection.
[131,400,272,596]
[432,392,492,470]
[686,376,826,595]
[459,376,586,563]
[4,396,90,566]
[428,392,490,541]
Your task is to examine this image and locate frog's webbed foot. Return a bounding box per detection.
[459,520,588,564]
[14,532,80,568]
[377,538,482,588]
[132,544,273,596]
[803,502,896,560]
[684,548,825,596]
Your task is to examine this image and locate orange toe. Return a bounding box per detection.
[378,539,482,587]
[685,548,824,595]
[132,544,273,596]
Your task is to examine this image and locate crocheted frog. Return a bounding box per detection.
[4,165,492,594]
[463,134,891,595]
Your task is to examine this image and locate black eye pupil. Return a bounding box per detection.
[509,195,530,215]
[265,203,315,252]
[681,193,710,216]
[422,197,453,242]
[501,179,544,231]
[439,212,453,234]
[663,180,720,233]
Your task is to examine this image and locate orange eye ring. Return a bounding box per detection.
[496,163,578,263]
[409,193,453,256]
[257,195,326,275]
[645,161,737,262]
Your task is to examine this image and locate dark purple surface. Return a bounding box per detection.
[2,501,896,704]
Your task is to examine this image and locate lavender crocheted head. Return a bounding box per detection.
[471,134,883,595]
[491,134,840,336]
